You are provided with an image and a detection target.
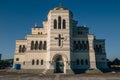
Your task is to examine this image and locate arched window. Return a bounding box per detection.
[58,16,61,29]
[43,41,47,50]
[94,45,96,52]
[41,60,43,65]
[31,41,34,50]
[76,44,78,49]
[82,41,85,50]
[23,61,25,65]
[16,58,19,61]
[36,59,39,65]
[96,45,99,52]
[85,59,88,65]
[80,32,83,35]
[78,41,80,50]
[63,19,66,29]
[86,41,89,50]
[35,41,38,50]
[76,59,80,65]
[41,32,42,35]
[73,40,76,50]
[22,45,26,53]
[32,59,35,65]
[74,40,76,44]
[99,45,102,52]
[19,45,22,53]
[81,59,84,65]
[39,41,42,50]
[54,19,57,29]
[84,41,87,50]
[80,41,82,50]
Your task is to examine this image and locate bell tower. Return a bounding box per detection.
[46,6,74,73]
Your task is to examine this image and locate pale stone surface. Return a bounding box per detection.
[1,73,120,80]
[13,6,108,74]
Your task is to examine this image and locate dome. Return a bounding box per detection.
[49,6,73,18]
[53,6,68,10]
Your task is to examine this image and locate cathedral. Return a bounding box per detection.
[13,6,108,74]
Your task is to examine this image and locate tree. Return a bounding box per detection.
[112,58,120,65]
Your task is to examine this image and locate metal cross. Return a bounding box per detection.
[55,34,64,46]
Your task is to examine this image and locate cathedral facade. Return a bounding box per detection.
[13,6,108,74]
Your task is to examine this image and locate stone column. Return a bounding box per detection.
[88,35,97,69]
[86,35,102,74]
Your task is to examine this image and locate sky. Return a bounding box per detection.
[0,0,120,60]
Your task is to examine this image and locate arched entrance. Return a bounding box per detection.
[54,55,64,73]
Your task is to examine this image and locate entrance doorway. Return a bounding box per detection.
[54,55,64,73]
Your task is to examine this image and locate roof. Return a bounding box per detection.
[51,6,73,18]
[53,6,68,10]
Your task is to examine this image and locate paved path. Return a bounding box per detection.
[54,74,60,80]
[0,75,120,80]
[1,71,120,80]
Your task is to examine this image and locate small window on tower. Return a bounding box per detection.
[35,41,38,50]
[19,45,22,53]
[38,32,40,35]
[101,58,105,60]
[81,59,84,65]
[43,41,47,50]
[36,60,39,65]
[54,19,57,29]
[80,32,83,34]
[63,19,66,29]
[41,32,42,35]
[23,61,25,65]
[41,60,44,65]
[16,58,19,61]
[39,41,42,50]
[31,41,34,50]
[32,59,35,65]
[85,59,88,65]
[58,16,61,29]
[76,59,80,65]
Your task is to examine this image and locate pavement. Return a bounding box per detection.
[0,70,120,80]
